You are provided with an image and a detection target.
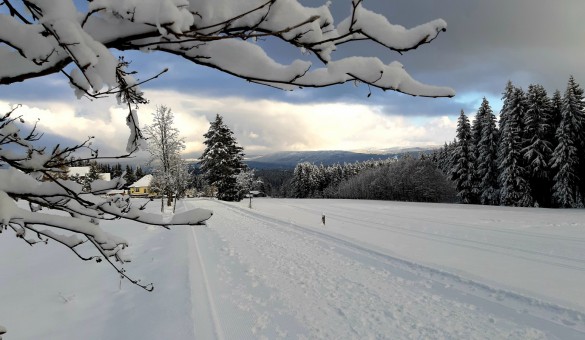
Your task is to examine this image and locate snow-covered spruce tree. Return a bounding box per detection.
[469,105,485,204]
[476,98,500,205]
[434,142,451,174]
[111,163,123,179]
[522,84,553,207]
[123,164,136,188]
[551,76,585,207]
[498,86,534,207]
[549,90,563,146]
[0,3,454,326]
[144,106,187,211]
[451,110,474,204]
[200,114,245,201]
[135,165,145,180]
[292,162,310,198]
[83,162,102,192]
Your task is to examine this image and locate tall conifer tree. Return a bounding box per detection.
[451,110,474,203]
[200,114,245,201]
[522,84,553,206]
[498,86,533,206]
[476,98,500,205]
[124,164,136,187]
[469,103,484,204]
[135,165,145,179]
[551,76,585,207]
[549,90,563,145]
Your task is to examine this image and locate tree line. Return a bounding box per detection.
[281,156,456,203]
[68,158,146,189]
[434,76,585,208]
[291,159,395,198]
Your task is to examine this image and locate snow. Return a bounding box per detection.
[2,197,585,339]
[129,174,153,188]
[1,0,455,98]
[69,166,91,177]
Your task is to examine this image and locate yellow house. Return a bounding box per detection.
[129,174,153,197]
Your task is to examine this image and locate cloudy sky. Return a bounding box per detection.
[1,0,584,160]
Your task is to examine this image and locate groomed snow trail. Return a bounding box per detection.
[188,225,225,340]
[4,198,585,339]
[186,199,585,339]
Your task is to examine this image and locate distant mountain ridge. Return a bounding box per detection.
[244,148,437,169]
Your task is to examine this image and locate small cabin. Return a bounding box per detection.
[129,174,153,197]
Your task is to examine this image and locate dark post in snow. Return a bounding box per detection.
[322,213,326,226]
[249,191,252,209]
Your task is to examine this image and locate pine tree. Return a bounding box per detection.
[498,85,533,207]
[124,164,136,187]
[476,98,500,205]
[451,110,474,203]
[551,76,585,207]
[112,163,123,178]
[469,105,484,204]
[522,84,553,206]
[135,165,145,179]
[549,90,563,146]
[84,162,101,192]
[200,114,245,201]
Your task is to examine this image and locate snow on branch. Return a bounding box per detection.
[0,0,453,294]
[0,107,213,290]
[0,0,454,97]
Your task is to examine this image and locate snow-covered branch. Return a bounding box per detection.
[0,107,212,290]
[0,0,454,297]
[0,0,454,98]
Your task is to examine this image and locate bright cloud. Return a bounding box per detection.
[1,89,458,159]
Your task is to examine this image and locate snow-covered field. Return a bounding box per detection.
[2,198,585,339]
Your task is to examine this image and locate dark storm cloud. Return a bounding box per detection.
[342,0,585,96]
[137,0,584,117]
[2,0,583,121]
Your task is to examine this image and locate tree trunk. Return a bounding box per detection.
[167,192,173,206]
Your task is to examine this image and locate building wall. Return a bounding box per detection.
[130,187,150,196]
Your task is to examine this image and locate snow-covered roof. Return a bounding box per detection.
[129,174,153,188]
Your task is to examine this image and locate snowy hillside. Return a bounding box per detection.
[2,198,585,339]
[244,150,397,169]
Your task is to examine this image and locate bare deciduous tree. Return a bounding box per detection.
[144,105,186,211]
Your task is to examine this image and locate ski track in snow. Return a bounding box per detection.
[281,202,585,271]
[4,198,585,339]
[189,223,225,340]
[188,199,585,339]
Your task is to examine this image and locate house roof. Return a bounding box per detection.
[129,174,153,188]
